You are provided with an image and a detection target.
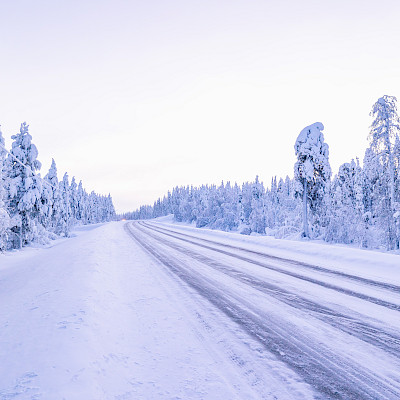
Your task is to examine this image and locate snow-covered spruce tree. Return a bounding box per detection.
[326,160,365,245]
[40,172,53,231]
[105,194,116,221]
[59,172,71,236]
[370,96,399,210]
[362,147,385,247]
[249,176,266,234]
[294,122,331,238]
[0,126,10,250]
[69,177,78,224]
[5,123,43,246]
[196,186,211,228]
[44,159,64,234]
[264,177,278,230]
[212,182,239,231]
[178,185,196,224]
[353,159,370,247]
[239,181,253,232]
[369,95,400,249]
[153,197,164,218]
[76,181,88,224]
[210,182,229,230]
[394,136,400,244]
[273,176,301,238]
[88,191,98,223]
[394,136,400,202]
[220,182,240,231]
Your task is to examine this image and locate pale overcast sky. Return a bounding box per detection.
[1,0,400,212]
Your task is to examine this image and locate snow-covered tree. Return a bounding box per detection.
[44,159,64,234]
[69,177,78,224]
[59,173,71,236]
[0,126,10,250]
[369,96,400,249]
[220,182,240,231]
[370,96,399,210]
[76,180,87,223]
[239,181,253,230]
[394,136,400,203]
[87,191,100,223]
[249,176,266,234]
[5,123,43,246]
[105,194,116,221]
[326,160,364,244]
[40,174,53,230]
[294,122,331,237]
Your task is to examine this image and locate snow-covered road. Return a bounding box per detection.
[126,221,400,400]
[1,221,400,399]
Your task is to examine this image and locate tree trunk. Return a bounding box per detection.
[389,151,395,210]
[385,135,396,249]
[303,179,309,237]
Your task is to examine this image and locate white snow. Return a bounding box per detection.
[0,223,276,399]
[1,220,399,399]
[294,122,325,151]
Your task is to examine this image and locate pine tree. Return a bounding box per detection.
[76,181,87,223]
[59,173,71,236]
[106,194,116,221]
[220,182,240,231]
[393,135,400,206]
[88,191,99,223]
[249,176,266,234]
[369,96,400,249]
[294,122,331,237]
[69,177,78,224]
[5,123,43,246]
[326,160,364,244]
[44,159,64,234]
[0,126,10,250]
[370,96,399,210]
[40,174,53,230]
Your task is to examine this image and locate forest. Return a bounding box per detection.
[0,122,116,251]
[124,95,400,251]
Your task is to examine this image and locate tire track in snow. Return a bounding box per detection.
[134,222,400,360]
[143,221,400,294]
[140,221,400,311]
[125,222,400,400]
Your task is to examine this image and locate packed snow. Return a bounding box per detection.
[1,220,399,399]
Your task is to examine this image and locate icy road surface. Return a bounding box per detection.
[1,221,400,399]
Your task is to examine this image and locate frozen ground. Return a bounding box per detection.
[0,220,399,399]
